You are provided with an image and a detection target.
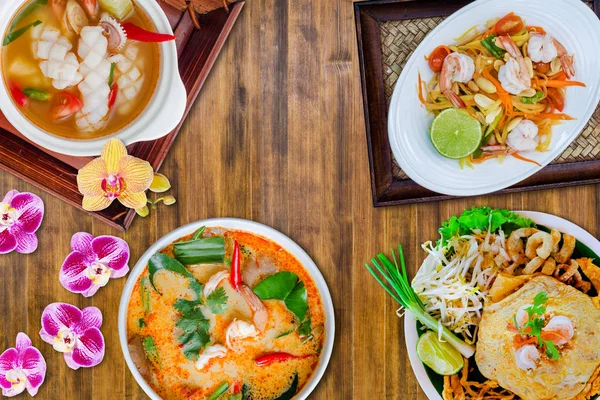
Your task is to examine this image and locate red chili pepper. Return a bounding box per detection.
[254,352,313,367]
[108,84,118,109]
[9,81,29,108]
[122,23,175,43]
[231,381,242,394]
[230,241,242,290]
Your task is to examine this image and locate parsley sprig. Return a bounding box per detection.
[514,292,560,360]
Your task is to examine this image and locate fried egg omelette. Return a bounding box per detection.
[476,275,600,400]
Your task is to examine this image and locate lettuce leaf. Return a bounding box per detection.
[438,206,534,246]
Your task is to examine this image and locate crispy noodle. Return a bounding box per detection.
[443,358,516,400]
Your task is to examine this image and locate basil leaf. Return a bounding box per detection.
[284,281,308,321]
[4,20,42,46]
[10,0,47,31]
[148,253,193,293]
[273,373,298,400]
[253,272,298,300]
[173,236,225,265]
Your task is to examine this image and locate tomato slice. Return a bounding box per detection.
[546,88,565,112]
[52,92,83,120]
[494,13,525,36]
[8,81,29,108]
[428,46,451,73]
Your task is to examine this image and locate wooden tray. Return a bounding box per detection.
[355,0,600,207]
[0,0,244,230]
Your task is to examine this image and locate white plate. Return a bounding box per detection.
[388,0,600,196]
[0,0,186,156]
[404,211,600,400]
[118,218,335,400]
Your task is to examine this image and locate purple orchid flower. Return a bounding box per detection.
[39,303,105,370]
[59,232,130,297]
[0,190,44,254]
[0,333,46,397]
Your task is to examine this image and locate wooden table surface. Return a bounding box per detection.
[2,0,600,399]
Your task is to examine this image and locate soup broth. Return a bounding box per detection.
[2,0,159,139]
[127,227,326,400]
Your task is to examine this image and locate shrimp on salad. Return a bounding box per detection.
[418,12,585,167]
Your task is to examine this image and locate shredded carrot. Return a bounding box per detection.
[529,113,575,120]
[471,154,496,164]
[527,25,546,34]
[482,67,513,113]
[545,79,586,88]
[513,336,538,349]
[417,72,426,105]
[513,153,542,166]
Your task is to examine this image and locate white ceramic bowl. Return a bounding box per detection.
[0,0,186,156]
[118,218,336,400]
[404,211,600,400]
[388,0,600,196]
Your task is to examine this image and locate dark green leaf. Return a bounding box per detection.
[4,20,42,46]
[207,287,228,315]
[253,272,298,300]
[10,0,47,31]
[189,279,204,297]
[142,336,160,365]
[284,281,308,321]
[174,236,225,265]
[297,316,312,337]
[179,330,210,361]
[137,318,146,328]
[148,253,192,293]
[207,382,230,400]
[174,298,202,314]
[176,309,209,333]
[273,373,298,400]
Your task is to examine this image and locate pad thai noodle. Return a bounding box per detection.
[418,12,586,167]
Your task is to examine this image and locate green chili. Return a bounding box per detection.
[108,63,116,87]
[481,34,506,59]
[10,0,47,31]
[4,20,42,46]
[23,89,49,101]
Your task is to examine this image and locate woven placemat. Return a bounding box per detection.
[380,18,600,181]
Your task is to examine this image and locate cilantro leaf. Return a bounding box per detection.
[176,309,209,333]
[438,207,534,246]
[178,330,210,361]
[190,279,204,298]
[206,287,228,315]
[174,298,202,314]
[545,340,560,360]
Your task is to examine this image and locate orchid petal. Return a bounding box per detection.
[40,303,82,338]
[15,333,32,358]
[110,265,129,279]
[59,252,93,294]
[82,195,113,212]
[0,230,17,254]
[80,307,103,331]
[20,347,46,395]
[63,353,80,370]
[92,236,129,273]
[81,284,101,298]
[70,232,95,259]
[2,384,25,397]
[9,192,44,234]
[0,348,18,385]
[119,156,153,193]
[117,190,147,210]
[71,328,105,368]
[101,139,127,175]
[77,158,107,197]
[1,190,19,204]
[11,226,38,254]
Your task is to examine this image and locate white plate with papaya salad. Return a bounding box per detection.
[387,0,600,196]
[364,207,600,400]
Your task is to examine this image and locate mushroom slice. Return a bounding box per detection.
[100,13,127,53]
[66,0,89,35]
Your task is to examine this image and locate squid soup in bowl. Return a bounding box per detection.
[0,0,186,155]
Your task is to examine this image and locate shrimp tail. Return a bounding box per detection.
[552,38,575,79]
[443,90,466,108]
[498,36,521,59]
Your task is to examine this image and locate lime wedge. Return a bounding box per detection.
[416,331,464,376]
[430,108,482,159]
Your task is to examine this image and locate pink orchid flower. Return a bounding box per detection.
[0,333,46,397]
[0,190,44,254]
[59,232,130,297]
[39,303,105,370]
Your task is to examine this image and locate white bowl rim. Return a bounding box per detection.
[118,218,336,400]
[0,0,187,156]
[403,210,600,400]
[387,0,600,196]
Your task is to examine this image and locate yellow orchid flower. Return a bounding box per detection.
[77,139,154,212]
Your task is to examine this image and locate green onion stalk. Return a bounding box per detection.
[364,245,475,358]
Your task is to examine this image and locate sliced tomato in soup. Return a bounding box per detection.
[52,92,83,120]
[494,13,525,36]
[546,87,565,112]
[428,46,451,73]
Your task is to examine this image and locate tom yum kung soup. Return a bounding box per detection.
[1,0,167,139]
[127,226,326,400]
